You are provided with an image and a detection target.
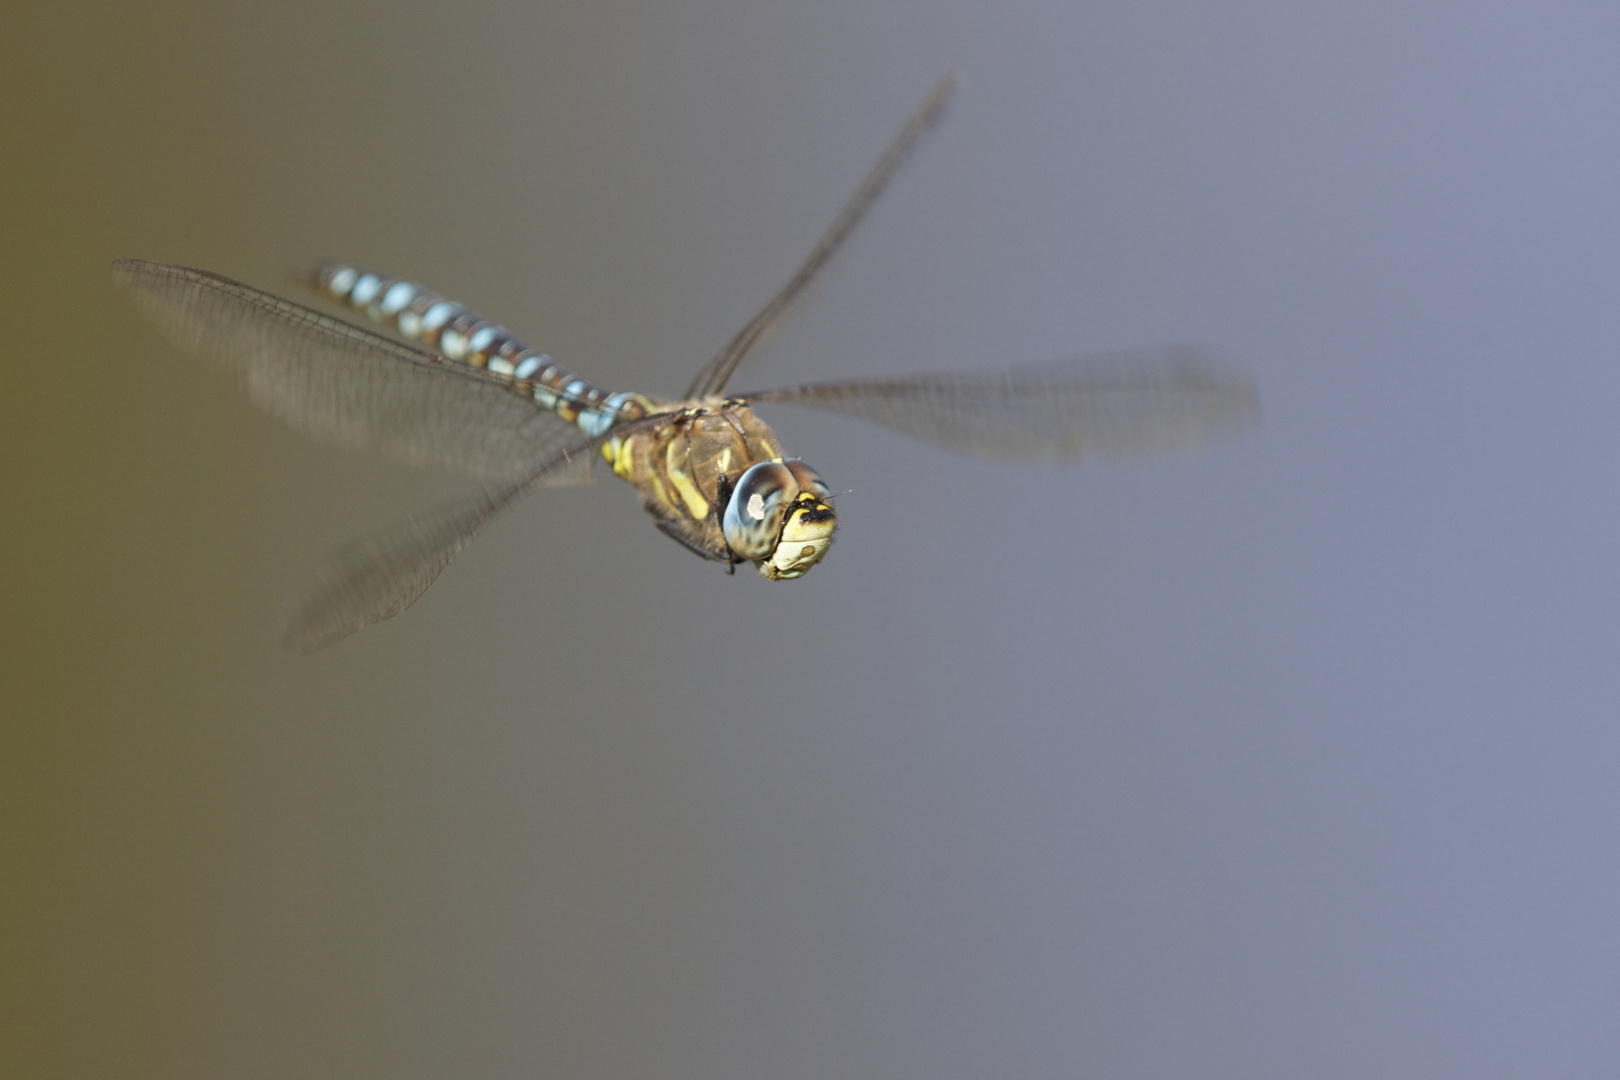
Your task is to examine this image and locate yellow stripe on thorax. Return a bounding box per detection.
[664,440,710,519]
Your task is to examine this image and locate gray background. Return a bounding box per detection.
[5,0,1619,1076]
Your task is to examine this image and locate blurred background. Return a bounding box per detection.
[5,0,1619,1076]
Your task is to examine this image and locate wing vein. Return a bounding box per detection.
[744,345,1260,461]
[684,76,955,399]
[115,259,587,481]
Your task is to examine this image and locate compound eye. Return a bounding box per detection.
[782,459,830,498]
[722,461,800,560]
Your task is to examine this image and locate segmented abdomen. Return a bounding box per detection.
[314,261,646,436]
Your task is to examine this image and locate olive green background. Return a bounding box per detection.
[6,1,1620,1077]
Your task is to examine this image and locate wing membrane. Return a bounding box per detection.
[684,76,954,399]
[278,486,517,653]
[276,413,674,652]
[278,439,601,651]
[745,345,1259,461]
[115,260,586,481]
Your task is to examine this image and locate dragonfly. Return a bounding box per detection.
[116,77,1258,651]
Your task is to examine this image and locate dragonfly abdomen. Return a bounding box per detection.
[314,261,646,436]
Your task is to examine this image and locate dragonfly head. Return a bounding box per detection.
[721,460,837,580]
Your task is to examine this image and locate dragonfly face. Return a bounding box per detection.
[722,460,836,579]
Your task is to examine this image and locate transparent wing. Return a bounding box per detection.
[114,259,588,482]
[278,446,598,650]
[684,75,954,400]
[743,345,1260,461]
[276,414,673,652]
[278,486,518,653]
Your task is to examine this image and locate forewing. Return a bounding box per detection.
[684,76,954,400]
[115,260,587,482]
[745,345,1259,461]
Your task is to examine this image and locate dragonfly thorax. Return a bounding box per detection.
[604,402,835,576]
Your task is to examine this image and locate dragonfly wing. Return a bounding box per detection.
[276,412,672,652]
[278,488,511,653]
[115,260,587,482]
[684,76,954,400]
[277,436,608,652]
[745,345,1259,461]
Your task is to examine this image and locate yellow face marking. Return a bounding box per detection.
[779,502,836,546]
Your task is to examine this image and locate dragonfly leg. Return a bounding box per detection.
[714,471,740,575]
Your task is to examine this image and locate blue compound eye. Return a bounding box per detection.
[722,461,800,560]
[782,459,829,497]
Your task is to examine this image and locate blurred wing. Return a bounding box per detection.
[278,436,611,652]
[277,412,673,652]
[278,488,514,653]
[114,259,588,482]
[744,345,1259,461]
[684,76,954,400]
